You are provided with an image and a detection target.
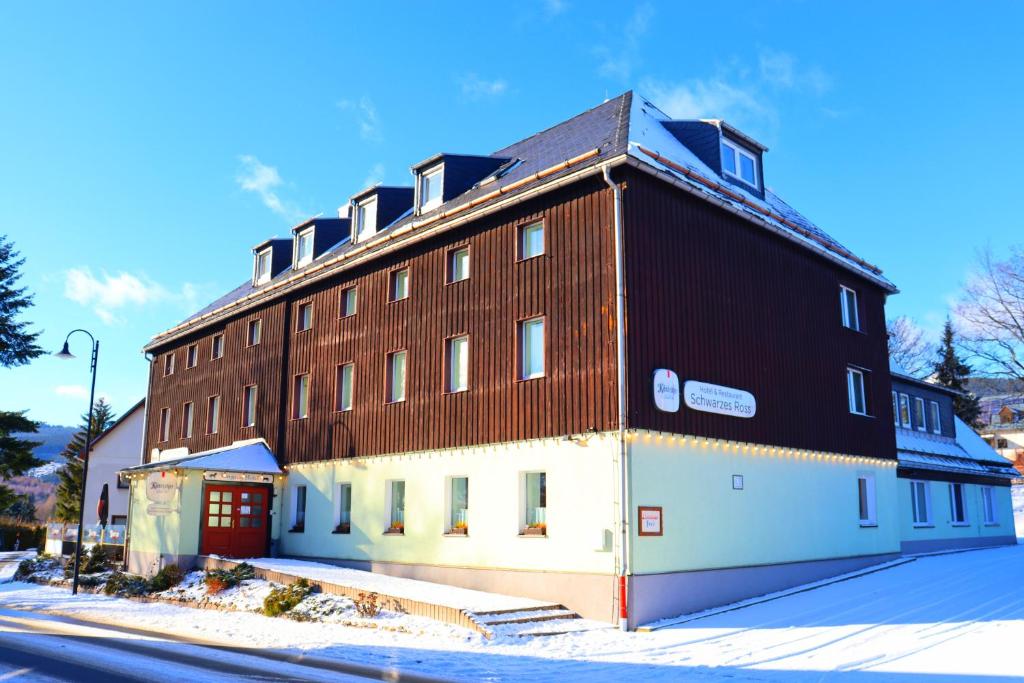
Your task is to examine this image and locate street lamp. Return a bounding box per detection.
[55,329,99,596]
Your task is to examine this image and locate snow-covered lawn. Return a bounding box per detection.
[1012,484,1023,539]
[2,544,1023,680]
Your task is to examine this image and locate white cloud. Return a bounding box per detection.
[543,0,568,17]
[54,385,88,399]
[337,96,382,142]
[596,2,654,81]
[235,155,306,223]
[759,49,831,94]
[362,163,386,189]
[63,267,199,325]
[459,74,508,100]
[641,77,771,124]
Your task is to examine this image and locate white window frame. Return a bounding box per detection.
[892,391,900,426]
[913,397,927,432]
[294,227,314,268]
[254,247,272,285]
[163,353,175,377]
[246,319,262,347]
[206,395,220,435]
[929,400,941,435]
[185,344,198,369]
[386,479,405,532]
[847,367,867,416]
[389,269,410,302]
[292,373,310,420]
[522,471,547,533]
[448,246,470,283]
[290,484,307,532]
[296,302,313,332]
[336,362,354,412]
[211,333,224,360]
[418,166,443,213]
[857,473,877,526]
[518,317,545,380]
[898,393,912,428]
[446,335,469,393]
[340,287,357,317]
[159,407,170,442]
[181,402,194,439]
[242,385,257,427]
[720,138,760,189]
[517,221,544,261]
[911,480,932,527]
[386,350,407,404]
[948,483,969,526]
[981,486,998,525]
[334,482,352,532]
[447,475,469,534]
[355,196,378,242]
[840,285,860,331]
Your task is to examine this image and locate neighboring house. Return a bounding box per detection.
[83,400,145,527]
[124,91,901,628]
[978,394,1024,474]
[890,368,1018,553]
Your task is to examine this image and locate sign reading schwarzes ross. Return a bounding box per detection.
[652,369,680,412]
[683,381,756,419]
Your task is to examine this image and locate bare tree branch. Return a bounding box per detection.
[887,316,936,378]
[956,246,1024,382]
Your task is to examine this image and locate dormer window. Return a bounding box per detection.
[295,228,314,268]
[254,248,272,284]
[721,138,759,189]
[419,166,443,212]
[355,197,378,242]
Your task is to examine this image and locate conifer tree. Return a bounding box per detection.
[933,318,981,426]
[54,399,115,523]
[0,411,41,512]
[0,235,42,367]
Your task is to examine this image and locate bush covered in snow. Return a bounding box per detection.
[203,562,255,595]
[263,578,314,617]
[103,571,149,597]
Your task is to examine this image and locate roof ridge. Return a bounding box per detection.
[491,90,631,158]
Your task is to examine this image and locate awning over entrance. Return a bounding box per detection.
[120,439,283,475]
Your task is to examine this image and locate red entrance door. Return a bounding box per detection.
[200,485,269,558]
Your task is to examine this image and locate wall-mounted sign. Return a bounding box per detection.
[652,369,680,412]
[638,506,663,536]
[203,471,275,484]
[683,380,756,419]
[732,474,745,490]
[145,470,178,516]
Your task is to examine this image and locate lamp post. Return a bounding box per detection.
[54,329,99,596]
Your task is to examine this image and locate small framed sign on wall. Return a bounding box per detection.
[638,506,663,536]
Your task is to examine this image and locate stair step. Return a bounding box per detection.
[481,609,579,626]
[472,603,565,616]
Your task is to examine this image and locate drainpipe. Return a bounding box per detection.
[602,165,630,631]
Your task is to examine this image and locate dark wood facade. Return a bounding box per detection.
[145,179,620,463]
[621,168,897,459]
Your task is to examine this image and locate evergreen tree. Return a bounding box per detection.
[54,399,115,523]
[933,318,982,426]
[0,411,41,511]
[0,235,42,367]
[2,494,36,522]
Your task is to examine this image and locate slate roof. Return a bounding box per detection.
[896,415,1018,479]
[155,90,892,347]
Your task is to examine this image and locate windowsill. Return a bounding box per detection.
[444,388,469,395]
[516,254,544,263]
[445,278,469,286]
[984,522,1000,527]
[859,522,878,528]
[288,527,305,534]
[211,357,223,362]
[241,424,256,429]
[332,529,351,535]
[516,374,546,383]
[444,531,469,537]
[518,532,547,538]
[334,408,353,414]
[951,522,970,527]
[912,523,934,528]
[385,399,407,406]
[722,171,759,191]
[841,326,866,336]
[339,314,356,319]
[383,530,404,536]
[296,328,311,334]
[290,416,309,422]
[850,412,876,419]
[185,365,196,371]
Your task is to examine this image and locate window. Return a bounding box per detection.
[158,407,170,442]
[211,334,224,360]
[117,472,129,489]
[340,287,357,317]
[929,401,941,434]
[982,486,997,524]
[388,480,405,533]
[949,483,968,525]
[912,397,927,431]
[186,344,198,369]
[296,302,313,332]
[447,247,470,283]
[181,402,194,439]
[524,472,547,533]
[911,480,932,526]
[899,393,912,428]
[336,363,354,412]
[517,221,544,260]
[386,350,407,403]
[242,385,257,427]
[857,474,877,526]
[389,269,409,301]
[840,286,860,331]
[519,317,545,380]
[291,485,306,532]
[448,476,468,534]
[111,515,127,525]
[892,391,899,426]
[335,483,352,533]
[847,367,867,415]
[254,248,272,284]
[246,319,262,347]
[355,197,378,242]
[446,336,469,393]
[720,138,759,188]
[292,373,310,420]
[419,166,443,211]
[163,353,175,377]
[295,228,314,267]
[206,395,220,435]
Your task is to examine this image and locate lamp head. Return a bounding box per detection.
[54,341,75,360]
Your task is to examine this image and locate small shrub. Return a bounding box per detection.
[147,564,185,592]
[204,576,230,595]
[15,555,61,581]
[354,591,381,618]
[203,562,255,594]
[104,571,148,596]
[263,578,313,617]
[82,545,111,574]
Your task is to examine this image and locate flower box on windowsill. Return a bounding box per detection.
[332,523,351,535]
[384,523,404,535]
[446,527,468,536]
[521,525,546,537]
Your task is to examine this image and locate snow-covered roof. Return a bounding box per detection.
[897,417,1018,479]
[122,439,282,474]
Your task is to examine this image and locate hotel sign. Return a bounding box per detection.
[203,471,275,484]
[683,381,756,419]
[145,471,178,516]
[652,369,680,413]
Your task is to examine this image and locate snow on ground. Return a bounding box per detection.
[0,551,35,583]
[239,556,552,613]
[1013,484,1024,539]
[3,544,1024,681]
[23,462,61,478]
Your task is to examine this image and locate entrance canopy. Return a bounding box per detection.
[121,439,282,476]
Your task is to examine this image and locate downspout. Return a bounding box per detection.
[602,165,630,631]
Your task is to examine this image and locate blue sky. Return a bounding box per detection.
[2,1,1022,426]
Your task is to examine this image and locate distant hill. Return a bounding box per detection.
[968,377,1024,398]
[13,423,77,463]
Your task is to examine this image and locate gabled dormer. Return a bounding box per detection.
[350,186,414,243]
[291,217,351,269]
[251,238,292,286]
[411,154,509,215]
[662,119,767,199]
